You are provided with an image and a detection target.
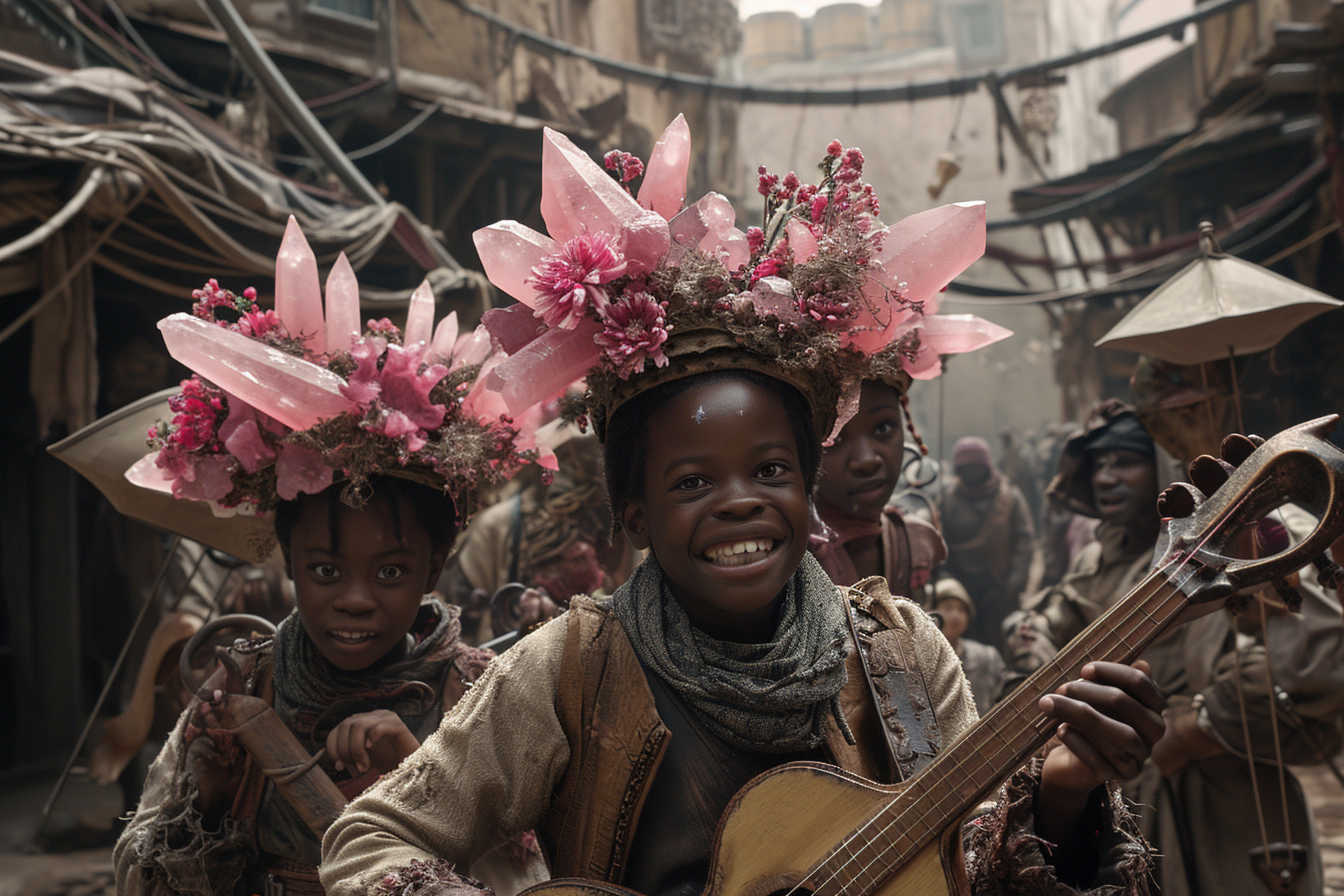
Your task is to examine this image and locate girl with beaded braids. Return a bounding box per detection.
[91,222,547,896]
[320,122,1163,896]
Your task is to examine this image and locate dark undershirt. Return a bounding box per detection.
[621,666,822,896]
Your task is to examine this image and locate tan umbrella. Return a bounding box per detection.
[1095,222,1343,428]
[47,387,275,564]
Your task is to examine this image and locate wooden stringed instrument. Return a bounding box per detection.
[521,417,1344,896]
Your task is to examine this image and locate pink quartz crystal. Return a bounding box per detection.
[849,201,987,353]
[538,128,670,275]
[451,325,493,370]
[430,311,459,363]
[473,221,556,308]
[638,114,691,220]
[483,304,547,355]
[750,277,801,322]
[274,216,327,355]
[223,419,277,473]
[126,452,174,495]
[159,313,356,431]
[917,313,1012,356]
[483,318,603,418]
[324,252,361,352]
[693,193,751,271]
[786,219,819,264]
[404,279,436,347]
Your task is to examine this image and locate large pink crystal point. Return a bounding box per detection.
[126,452,174,495]
[324,252,361,351]
[430,311,459,363]
[904,339,944,380]
[473,221,556,307]
[638,114,691,220]
[159,313,356,431]
[275,216,327,354]
[787,218,818,264]
[917,314,1012,356]
[694,193,751,271]
[848,201,986,353]
[483,318,603,417]
[404,279,436,347]
[538,128,670,274]
[825,378,864,446]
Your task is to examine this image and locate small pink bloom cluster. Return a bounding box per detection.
[603,150,644,190]
[149,377,232,501]
[593,289,670,379]
[341,338,450,453]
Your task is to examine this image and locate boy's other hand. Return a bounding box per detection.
[1039,660,1167,794]
[326,710,420,776]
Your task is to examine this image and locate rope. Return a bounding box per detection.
[265,747,328,786]
[0,181,146,346]
[0,161,109,264]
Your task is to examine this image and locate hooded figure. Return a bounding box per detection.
[937,436,1035,648]
[1004,400,1344,896]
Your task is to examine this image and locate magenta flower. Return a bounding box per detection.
[595,291,670,379]
[342,339,449,453]
[528,232,627,330]
[238,308,282,338]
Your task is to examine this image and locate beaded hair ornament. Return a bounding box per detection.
[470,115,1010,441]
[130,218,542,524]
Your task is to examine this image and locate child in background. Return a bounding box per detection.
[811,372,945,603]
[95,223,542,896]
[319,123,1162,896]
[933,577,1005,715]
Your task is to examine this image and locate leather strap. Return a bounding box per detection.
[844,600,942,782]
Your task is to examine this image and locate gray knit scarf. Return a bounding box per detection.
[611,551,852,753]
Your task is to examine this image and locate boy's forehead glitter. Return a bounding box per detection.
[694,406,706,424]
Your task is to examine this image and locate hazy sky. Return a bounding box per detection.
[736,0,880,20]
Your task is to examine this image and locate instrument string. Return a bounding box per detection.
[793,561,1191,896]
[796,489,1262,896]
[801,543,1224,896]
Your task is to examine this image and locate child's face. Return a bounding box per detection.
[936,597,969,641]
[289,495,445,671]
[622,378,811,638]
[817,381,904,518]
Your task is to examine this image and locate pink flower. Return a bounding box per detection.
[238,308,282,338]
[603,150,644,186]
[826,139,843,157]
[757,165,779,197]
[528,232,627,330]
[342,339,449,453]
[746,227,765,254]
[750,257,782,283]
[595,291,669,379]
[366,318,401,339]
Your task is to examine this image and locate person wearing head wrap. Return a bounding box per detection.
[937,436,1036,649]
[1002,399,1344,896]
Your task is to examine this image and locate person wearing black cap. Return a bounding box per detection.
[1003,400,1343,896]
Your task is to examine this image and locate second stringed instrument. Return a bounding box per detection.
[523,417,1344,896]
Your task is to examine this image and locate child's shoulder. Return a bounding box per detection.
[843,575,938,637]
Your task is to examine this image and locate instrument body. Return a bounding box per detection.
[521,418,1344,896]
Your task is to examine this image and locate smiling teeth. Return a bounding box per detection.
[331,631,377,644]
[705,539,774,566]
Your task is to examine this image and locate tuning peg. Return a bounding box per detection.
[1220,433,1258,466]
[1189,454,1233,496]
[1272,579,1304,612]
[1158,483,1198,518]
[1313,554,1344,591]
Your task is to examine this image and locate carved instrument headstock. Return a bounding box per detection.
[1157,415,1344,607]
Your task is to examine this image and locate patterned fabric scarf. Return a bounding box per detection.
[611,552,851,754]
[271,598,487,750]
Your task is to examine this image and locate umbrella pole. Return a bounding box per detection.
[36,535,189,836]
[1228,345,1245,433]
[1200,362,1219,438]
